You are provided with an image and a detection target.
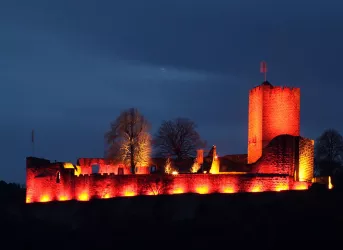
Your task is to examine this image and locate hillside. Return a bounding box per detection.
[1,189,343,249]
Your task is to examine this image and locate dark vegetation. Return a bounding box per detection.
[0,180,25,203]
[1,178,343,249]
[315,128,343,176]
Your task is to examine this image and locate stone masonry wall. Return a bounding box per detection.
[248,86,263,163]
[262,85,300,147]
[297,137,314,182]
[248,84,300,164]
[26,169,310,203]
[250,135,298,175]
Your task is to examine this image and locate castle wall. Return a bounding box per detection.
[77,158,129,175]
[26,161,75,203]
[77,158,148,175]
[248,86,263,163]
[250,135,298,175]
[297,138,314,182]
[262,86,300,147]
[248,84,300,164]
[26,171,310,203]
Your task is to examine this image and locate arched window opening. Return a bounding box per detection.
[56,171,61,183]
[150,165,156,173]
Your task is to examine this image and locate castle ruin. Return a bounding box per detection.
[26,80,314,203]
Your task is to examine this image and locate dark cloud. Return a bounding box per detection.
[1,0,343,182]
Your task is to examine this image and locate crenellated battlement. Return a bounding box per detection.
[250,83,300,93]
[266,86,300,96]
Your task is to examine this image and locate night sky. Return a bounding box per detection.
[1,0,342,183]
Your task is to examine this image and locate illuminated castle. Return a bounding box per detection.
[26,79,314,203]
[248,81,300,164]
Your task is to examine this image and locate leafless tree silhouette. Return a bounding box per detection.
[154,118,205,160]
[315,129,343,175]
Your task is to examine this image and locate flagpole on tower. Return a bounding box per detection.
[260,61,268,82]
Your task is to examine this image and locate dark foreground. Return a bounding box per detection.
[1,188,343,249]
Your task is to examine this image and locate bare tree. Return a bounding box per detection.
[105,108,151,174]
[154,118,205,160]
[141,174,173,195]
[315,129,343,176]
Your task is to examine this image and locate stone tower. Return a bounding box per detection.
[247,81,301,164]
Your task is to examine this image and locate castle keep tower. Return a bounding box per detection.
[247,81,301,164]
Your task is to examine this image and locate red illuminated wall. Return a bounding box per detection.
[248,82,300,164]
[263,86,300,146]
[26,157,310,203]
[250,134,299,175]
[77,158,130,175]
[77,158,149,175]
[297,137,314,182]
[71,173,308,200]
[26,158,74,203]
[248,85,263,164]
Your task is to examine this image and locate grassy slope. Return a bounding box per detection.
[1,190,343,249]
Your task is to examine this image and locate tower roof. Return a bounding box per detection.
[261,81,273,87]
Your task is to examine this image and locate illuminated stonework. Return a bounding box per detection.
[209,146,220,174]
[248,85,263,164]
[26,163,310,203]
[248,82,300,164]
[298,138,314,182]
[26,80,314,203]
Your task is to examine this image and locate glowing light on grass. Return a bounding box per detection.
[58,195,69,201]
[103,193,110,199]
[124,190,136,197]
[196,186,209,194]
[275,183,288,192]
[251,185,262,193]
[78,192,89,201]
[40,195,50,202]
[222,186,235,193]
[172,187,184,194]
